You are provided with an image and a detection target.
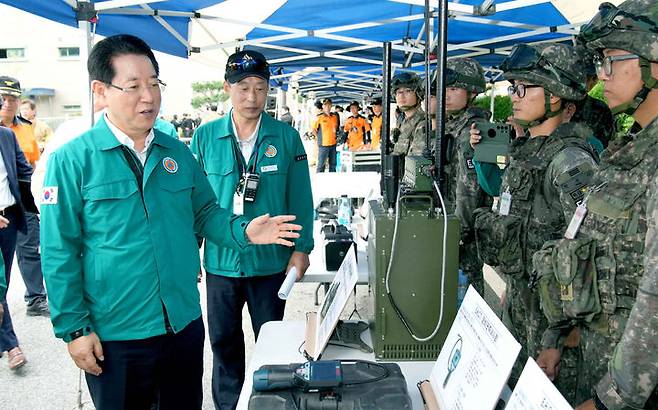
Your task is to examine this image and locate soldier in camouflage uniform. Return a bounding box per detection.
[391,72,428,156]
[447,59,492,295]
[532,2,658,408]
[472,43,598,397]
[426,58,492,294]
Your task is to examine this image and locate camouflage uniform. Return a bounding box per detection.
[530,2,658,408]
[598,181,658,409]
[391,72,429,157]
[441,57,493,294]
[473,44,598,399]
[392,108,428,156]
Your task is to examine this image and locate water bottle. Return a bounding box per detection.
[337,195,351,226]
[335,150,341,172]
[457,269,468,308]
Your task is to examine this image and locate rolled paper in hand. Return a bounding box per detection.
[277,267,298,300]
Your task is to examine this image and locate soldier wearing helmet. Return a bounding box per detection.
[472,42,599,396]
[533,2,658,409]
[391,72,428,156]
[427,58,492,297]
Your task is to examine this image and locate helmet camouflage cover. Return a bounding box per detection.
[502,43,587,101]
[391,72,424,98]
[446,58,486,94]
[581,0,658,62]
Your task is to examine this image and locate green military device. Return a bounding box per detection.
[472,120,513,169]
[367,197,459,361]
[402,156,434,192]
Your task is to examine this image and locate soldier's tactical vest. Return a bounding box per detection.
[443,107,490,212]
[474,125,596,279]
[533,121,658,327]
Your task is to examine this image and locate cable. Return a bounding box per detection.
[384,181,449,342]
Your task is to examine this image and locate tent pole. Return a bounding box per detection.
[76,1,95,127]
[434,0,448,195]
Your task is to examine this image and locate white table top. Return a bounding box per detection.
[311,171,380,207]
[236,320,434,409]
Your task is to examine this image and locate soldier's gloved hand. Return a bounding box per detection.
[469,123,482,149]
[536,348,561,381]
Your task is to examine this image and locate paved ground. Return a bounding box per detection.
[0,259,504,410]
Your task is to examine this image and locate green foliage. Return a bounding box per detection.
[190,81,229,110]
[474,94,513,122]
[588,81,635,134]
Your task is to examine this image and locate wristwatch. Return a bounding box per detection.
[67,326,92,342]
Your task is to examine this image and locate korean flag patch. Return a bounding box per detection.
[42,187,58,205]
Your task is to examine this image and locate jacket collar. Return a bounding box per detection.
[217,110,280,143]
[94,115,175,151]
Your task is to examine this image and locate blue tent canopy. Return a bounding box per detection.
[2,0,585,98]
[1,0,225,57]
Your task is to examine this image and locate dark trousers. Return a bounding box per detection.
[15,212,46,305]
[316,145,337,173]
[0,206,20,352]
[207,273,287,410]
[85,316,205,410]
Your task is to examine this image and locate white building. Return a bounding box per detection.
[0,4,225,128]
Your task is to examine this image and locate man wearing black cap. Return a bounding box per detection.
[191,49,314,410]
[0,82,34,370]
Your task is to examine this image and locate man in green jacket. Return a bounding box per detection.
[191,49,314,410]
[40,35,301,410]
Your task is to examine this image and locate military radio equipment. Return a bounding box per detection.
[367,197,459,360]
[367,19,459,361]
[472,120,513,168]
[402,156,433,193]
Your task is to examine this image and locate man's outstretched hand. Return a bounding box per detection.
[246,214,301,246]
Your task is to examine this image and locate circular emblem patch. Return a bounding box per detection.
[163,157,178,173]
[264,145,278,158]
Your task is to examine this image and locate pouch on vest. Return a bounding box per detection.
[587,182,647,314]
[532,241,566,325]
[533,237,602,324]
[474,207,524,276]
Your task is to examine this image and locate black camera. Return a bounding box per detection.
[472,120,514,167]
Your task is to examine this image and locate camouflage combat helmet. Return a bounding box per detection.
[501,43,587,128]
[391,72,424,99]
[580,0,658,114]
[446,58,487,94]
[502,43,587,101]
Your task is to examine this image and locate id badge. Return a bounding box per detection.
[233,192,244,216]
[499,190,512,216]
[564,204,587,239]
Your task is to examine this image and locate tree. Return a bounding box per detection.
[589,80,635,134]
[190,81,229,110]
[474,94,513,122]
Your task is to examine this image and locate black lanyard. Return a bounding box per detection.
[231,135,264,177]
